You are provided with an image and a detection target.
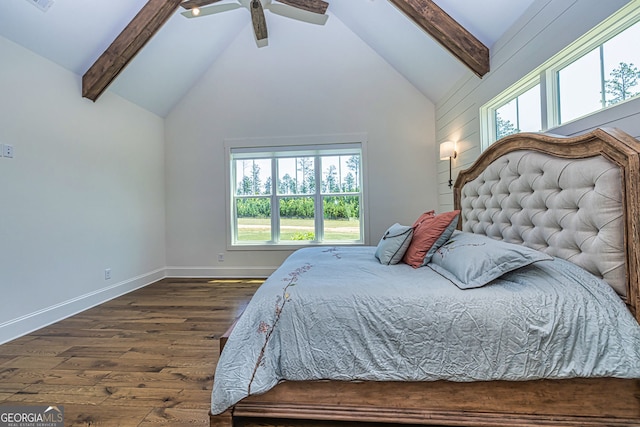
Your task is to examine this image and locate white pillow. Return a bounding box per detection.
[375,223,414,265]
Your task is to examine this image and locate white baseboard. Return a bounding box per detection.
[0,266,279,345]
[165,266,277,278]
[0,268,166,345]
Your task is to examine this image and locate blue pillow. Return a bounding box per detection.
[375,223,414,265]
[429,231,553,289]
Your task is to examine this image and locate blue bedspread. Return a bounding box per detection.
[211,246,640,414]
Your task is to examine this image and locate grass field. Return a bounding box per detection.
[238,217,360,242]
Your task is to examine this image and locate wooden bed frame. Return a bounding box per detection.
[210,128,640,427]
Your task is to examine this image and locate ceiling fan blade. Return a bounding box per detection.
[266,3,328,25]
[274,0,328,15]
[250,0,268,41]
[180,2,242,18]
[180,0,224,10]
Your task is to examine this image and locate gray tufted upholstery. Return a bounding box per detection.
[460,150,626,297]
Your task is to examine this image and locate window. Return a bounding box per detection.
[557,22,640,124]
[495,83,542,139]
[481,1,640,147]
[227,136,365,247]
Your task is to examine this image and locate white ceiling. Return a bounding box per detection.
[0,0,535,117]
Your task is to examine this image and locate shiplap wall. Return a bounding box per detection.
[436,0,639,212]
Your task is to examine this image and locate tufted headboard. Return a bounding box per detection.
[454,128,640,323]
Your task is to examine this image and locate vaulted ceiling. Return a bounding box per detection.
[0,0,535,117]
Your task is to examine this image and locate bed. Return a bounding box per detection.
[210,127,640,427]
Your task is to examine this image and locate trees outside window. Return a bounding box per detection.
[605,62,640,106]
[231,147,363,245]
[496,112,518,140]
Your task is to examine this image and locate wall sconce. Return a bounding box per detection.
[440,141,457,188]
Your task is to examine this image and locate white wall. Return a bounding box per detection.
[165,14,436,277]
[0,36,166,343]
[436,0,638,212]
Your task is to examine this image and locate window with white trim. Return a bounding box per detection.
[481,1,640,148]
[228,140,364,247]
[494,82,542,140]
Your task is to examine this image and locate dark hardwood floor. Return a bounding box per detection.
[0,278,263,426]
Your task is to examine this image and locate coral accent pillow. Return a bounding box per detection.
[402,210,460,268]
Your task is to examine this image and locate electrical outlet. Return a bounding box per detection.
[2,144,13,158]
[218,253,225,262]
[105,268,111,280]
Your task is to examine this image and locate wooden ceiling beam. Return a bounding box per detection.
[82,0,183,102]
[83,0,488,103]
[388,0,490,78]
[277,0,329,15]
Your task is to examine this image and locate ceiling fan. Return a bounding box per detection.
[180,0,329,45]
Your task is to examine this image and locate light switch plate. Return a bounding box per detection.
[3,144,14,158]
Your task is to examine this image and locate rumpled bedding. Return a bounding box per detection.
[211,246,640,415]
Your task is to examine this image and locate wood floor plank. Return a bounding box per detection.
[0,382,28,394]
[159,366,218,382]
[175,390,211,413]
[140,407,210,425]
[9,384,111,405]
[54,355,170,373]
[57,345,133,358]
[0,366,17,377]
[0,278,261,426]
[64,403,152,426]
[2,355,69,369]
[101,386,187,407]
[0,354,19,364]
[0,342,70,357]
[117,345,213,359]
[6,369,109,386]
[102,370,210,390]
